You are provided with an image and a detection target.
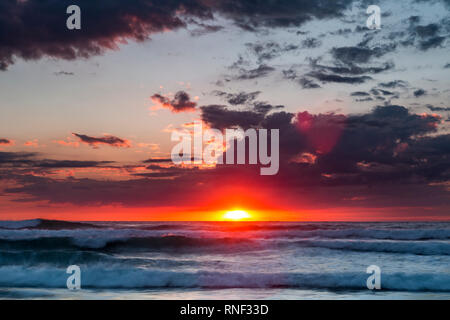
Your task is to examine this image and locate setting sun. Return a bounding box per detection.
[223,210,251,220]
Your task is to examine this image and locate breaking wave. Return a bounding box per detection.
[0,266,449,292]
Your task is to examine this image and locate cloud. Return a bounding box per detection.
[313,61,394,76]
[213,91,261,105]
[331,45,395,65]
[355,97,373,102]
[253,102,284,114]
[288,43,395,89]
[245,42,298,63]
[0,138,13,145]
[0,0,356,70]
[235,64,275,80]
[143,158,173,163]
[370,88,393,96]
[419,36,446,50]
[307,71,372,84]
[24,139,40,148]
[387,19,449,52]
[0,151,113,169]
[189,21,224,36]
[282,69,321,89]
[211,0,353,30]
[151,91,197,113]
[414,89,427,97]
[298,77,321,89]
[378,80,409,88]
[351,87,400,103]
[72,133,130,148]
[426,105,450,112]
[301,38,322,49]
[54,71,74,76]
[2,104,448,214]
[415,23,440,38]
[200,105,265,130]
[351,91,370,96]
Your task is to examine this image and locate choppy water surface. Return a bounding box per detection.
[0,220,449,299]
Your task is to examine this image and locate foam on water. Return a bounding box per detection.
[0,220,449,297]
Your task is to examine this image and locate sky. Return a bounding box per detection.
[0,0,449,221]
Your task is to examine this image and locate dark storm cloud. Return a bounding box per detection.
[378,80,409,89]
[0,139,12,145]
[0,0,355,70]
[143,158,173,164]
[213,90,261,105]
[331,45,396,64]
[414,89,427,97]
[356,97,374,102]
[2,104,448,211]
[378,89,394,96]
[133,172,183,178]
[189,21,224,37]
[328,28,352,36]
[151,91,197,113]
[427,105,450,112]
[301,38,322,49]
[307,71,372,84]
[212,0,353,30]
[144,156,201,164]
[419,36,446,50]
[36,160,114,168]
[0,151,36,166]
[388,19,449,52]
[245,42,298,63]
[0,151,113,168]
[200,105,265,130]
[282,68,321,89]
[235,64,275,80]
[314,105,443,178]
[292,44,395,89]
[298,77,321,89]
[72,133,130,148]
[415,23,440,38]
[0,0,207,70]
[351,91,370,96]
[313,61,394,76]
[252,102,284,114]
[370,88,394,96]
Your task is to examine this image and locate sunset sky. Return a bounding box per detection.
[0,0,449,221]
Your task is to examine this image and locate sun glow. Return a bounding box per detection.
[223,210,251,220]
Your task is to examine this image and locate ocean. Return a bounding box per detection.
[0,220,449,299]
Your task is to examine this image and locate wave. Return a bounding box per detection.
[0,266,449,292]
[0,251,116,267]
[0,220,42,229]
[0,235,257,252]
[0,219,102,230]
[285,239,450,255]
[289,229,450,241]
[1,220,450,241]
[0,251,203,269]
[0,234,449,255]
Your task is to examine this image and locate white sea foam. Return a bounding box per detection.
[0,266,449,292]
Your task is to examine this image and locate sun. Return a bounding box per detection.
[223,210,251,220]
